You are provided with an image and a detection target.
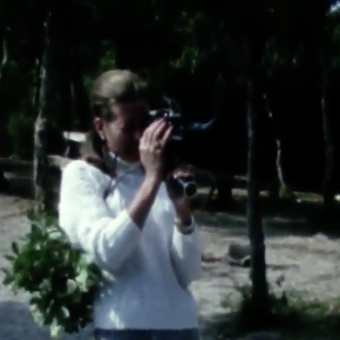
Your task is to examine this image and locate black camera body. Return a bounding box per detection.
[149,97,215,198]
[149,97,186,142]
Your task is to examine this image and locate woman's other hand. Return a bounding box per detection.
[139,118,172,182]
[167,166,194,224]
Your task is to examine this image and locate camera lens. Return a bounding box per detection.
[184,183,197,198]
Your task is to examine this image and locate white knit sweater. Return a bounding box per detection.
[58,158,202,330]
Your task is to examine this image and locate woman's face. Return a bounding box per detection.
[93,100,150,162]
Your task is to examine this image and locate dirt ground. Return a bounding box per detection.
[0,192,340,340]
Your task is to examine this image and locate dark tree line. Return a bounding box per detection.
[1,0,340,317]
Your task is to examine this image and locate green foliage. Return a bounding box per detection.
[2,212,101,338]
[99,41,117,72]
[203,281,340,339]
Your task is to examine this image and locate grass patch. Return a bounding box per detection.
[203,287,340,340]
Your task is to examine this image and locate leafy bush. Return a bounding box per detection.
[2,212,101,338]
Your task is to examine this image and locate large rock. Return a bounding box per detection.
[227,241,251,267]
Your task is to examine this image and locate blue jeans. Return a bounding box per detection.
[94,329,200,340]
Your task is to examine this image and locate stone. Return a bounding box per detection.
[227,242,251,267]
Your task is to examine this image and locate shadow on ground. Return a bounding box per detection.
[193,191,340,240]
[202,304,340,340]
[0,300,93,340]
[0,300,48,340]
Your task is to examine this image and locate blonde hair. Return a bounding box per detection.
[81,70,148,173]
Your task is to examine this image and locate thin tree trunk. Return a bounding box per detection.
[34,10,66,214]
[263,93,293,199]
[246,78,269,312]
[34,17,52,213]
[34,113,50,212]
[0,27,9,191]
[32,58,42,111]
[321,70,335,210]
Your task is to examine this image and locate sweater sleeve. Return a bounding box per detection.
[58,160,141,272]
[170,218,202,287]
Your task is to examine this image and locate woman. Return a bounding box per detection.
[58,70,202,340]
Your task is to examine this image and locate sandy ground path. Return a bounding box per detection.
[0,195,339,339]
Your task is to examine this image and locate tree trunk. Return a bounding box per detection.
[321,70,335,210]
[34,8,68,214]
[246,78,270,313]
[0,24,9,191]
[263,93,293,199]
[34,20,55,213]
[34,112,51,212]
[32,58,42,111]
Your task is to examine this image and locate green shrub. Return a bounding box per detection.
[2,212,101,338]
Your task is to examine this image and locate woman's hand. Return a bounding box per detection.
[139,118,173,182]
[167,166,194,224]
